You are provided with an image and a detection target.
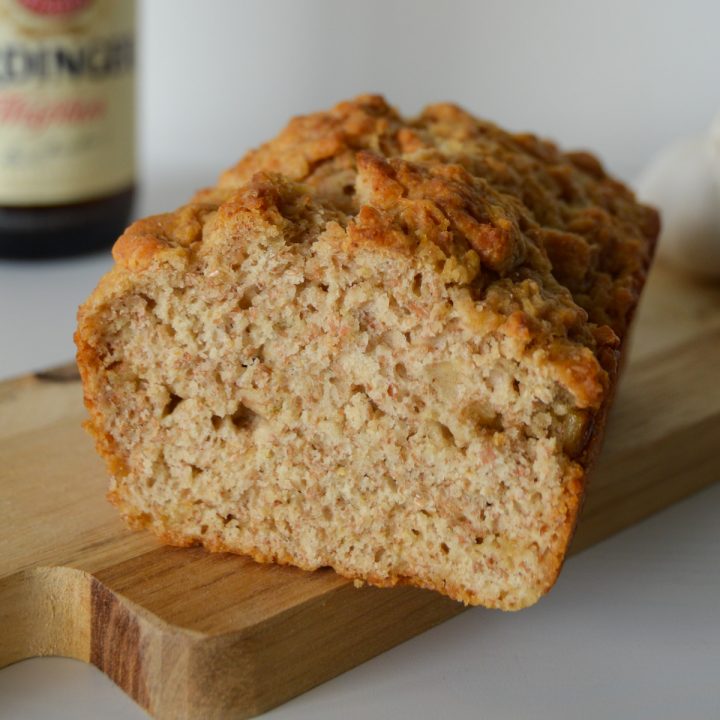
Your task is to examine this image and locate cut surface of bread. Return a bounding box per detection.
[76,95,658,609]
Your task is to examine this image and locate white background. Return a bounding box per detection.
[1,1,719,718]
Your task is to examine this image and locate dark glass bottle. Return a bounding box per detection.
[0,0,136,259]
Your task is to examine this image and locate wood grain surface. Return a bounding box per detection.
[1,263,719,720]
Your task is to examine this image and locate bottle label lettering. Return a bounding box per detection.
[0,0,135,205]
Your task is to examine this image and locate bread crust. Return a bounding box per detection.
[76,95,658,608]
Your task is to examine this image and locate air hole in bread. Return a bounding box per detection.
[462,401,503,433]
[435,422,456,447]
[163,392,183,417]
[231,403,259,431]
[412,273,422,296]
[238,286,259,310]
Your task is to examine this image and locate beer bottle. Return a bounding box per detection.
[0,0,136,259]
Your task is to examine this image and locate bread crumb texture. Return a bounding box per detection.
[76,95,658,609]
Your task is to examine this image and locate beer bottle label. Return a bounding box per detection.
[0,0,135,205]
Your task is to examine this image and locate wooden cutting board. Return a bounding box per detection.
[1,264,719,720]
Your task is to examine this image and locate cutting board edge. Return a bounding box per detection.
[1,558,468,720]
[0,565,92,668]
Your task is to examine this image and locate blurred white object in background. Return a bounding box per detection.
[637,116,720,280]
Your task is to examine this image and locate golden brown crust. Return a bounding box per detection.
[77,94,658,609]
[216,94,657,334]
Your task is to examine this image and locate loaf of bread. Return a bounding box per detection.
[76,96,658,609]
